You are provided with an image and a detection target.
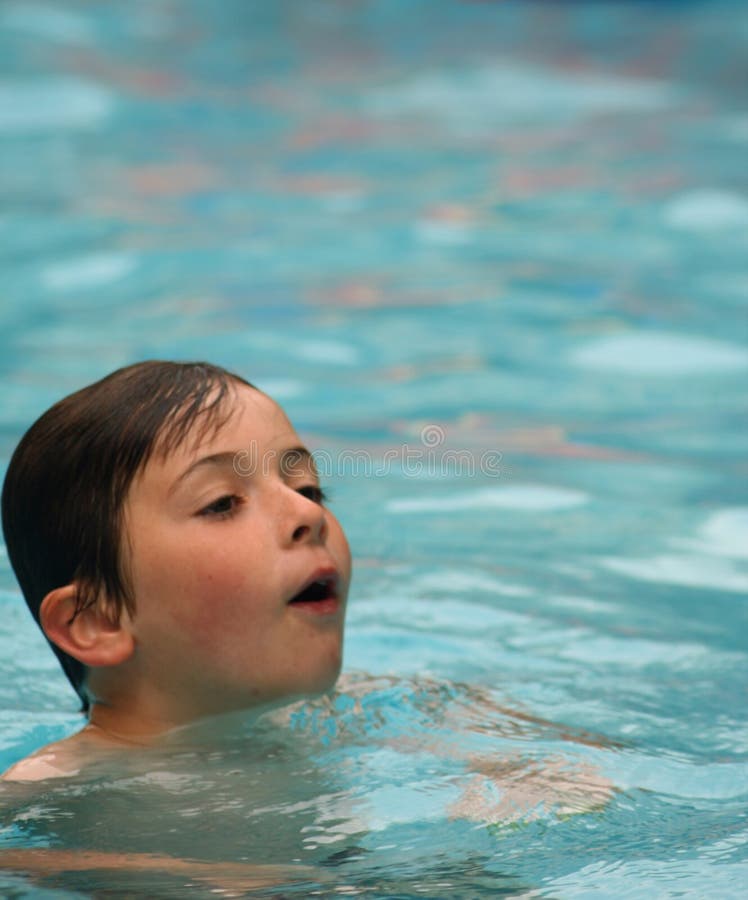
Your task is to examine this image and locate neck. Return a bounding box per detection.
[86,702,177,745]
[84,670,219,741]
[85,691,277,748]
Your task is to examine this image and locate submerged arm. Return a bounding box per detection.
[0,850,321,894]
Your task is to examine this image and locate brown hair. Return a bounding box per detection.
[1,360,252,711]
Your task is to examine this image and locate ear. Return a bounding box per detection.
[40,584,135,668]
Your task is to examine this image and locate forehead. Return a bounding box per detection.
[145,384,297,480]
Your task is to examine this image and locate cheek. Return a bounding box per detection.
[328,516,352,576]
[133,538,264,639]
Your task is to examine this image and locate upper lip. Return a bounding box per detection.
[288,566,340,603]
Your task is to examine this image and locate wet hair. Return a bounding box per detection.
[1,360,253,712]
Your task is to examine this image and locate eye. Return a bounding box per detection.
[297,485,329,505]
[197,494,244,519]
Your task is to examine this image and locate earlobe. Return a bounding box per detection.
[40,585,135,668]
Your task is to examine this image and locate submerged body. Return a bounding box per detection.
[1,674,614,896]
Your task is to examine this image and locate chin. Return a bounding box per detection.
[299,648,343,699]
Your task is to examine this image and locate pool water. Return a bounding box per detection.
[1,0,747,896]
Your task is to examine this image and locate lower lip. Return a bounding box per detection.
[289,596,341,616]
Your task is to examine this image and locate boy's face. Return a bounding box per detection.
[120,385,351,723]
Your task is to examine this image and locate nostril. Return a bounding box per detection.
[292,524,309,542]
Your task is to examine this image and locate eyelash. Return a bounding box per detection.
[197,485,329,519]
[198,494,245,519]
[298,485,329,505]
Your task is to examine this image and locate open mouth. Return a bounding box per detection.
[288,572,338,606]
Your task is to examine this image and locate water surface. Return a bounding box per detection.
[1,1,747,897]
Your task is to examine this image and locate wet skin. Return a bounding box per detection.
[98,385,352,729]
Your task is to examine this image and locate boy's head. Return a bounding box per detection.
[1,361,350,721]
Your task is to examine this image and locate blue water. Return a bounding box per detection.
[1,0,747,896]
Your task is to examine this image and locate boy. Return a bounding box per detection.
[1,360,352,781]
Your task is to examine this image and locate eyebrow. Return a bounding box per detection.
[170,445,316,494]
[279,445,317,477]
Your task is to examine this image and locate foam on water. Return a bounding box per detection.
[557,635,709,667]
[368,64,678,131]
[387,484,589,513]
[695,508,748,560]
[1,4,95,44]
[602,553,748,593]
[571,332,748,375]
[408,569,533,598]
[252,378,307,399]
[0,78,114,133]
[611,754,748,800]
[664,190,748,231]
[41,253,137,292]
[359,595,531,635]
[294,339,360,365]
[601,506,748,593]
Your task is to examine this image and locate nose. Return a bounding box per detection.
[286,489,327,545]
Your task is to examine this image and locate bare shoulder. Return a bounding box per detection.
[1,730,92,783]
